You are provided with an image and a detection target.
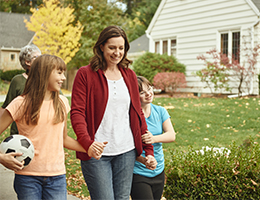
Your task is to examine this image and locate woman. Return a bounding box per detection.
[0,54,85,200]
[131,76,176,200]
[70,25,157,200]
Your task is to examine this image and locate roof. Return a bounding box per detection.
[251,0,260,11]
[0,12,35,49]
[128,34,149,53]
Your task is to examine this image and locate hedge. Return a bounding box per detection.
[164,139,260,199]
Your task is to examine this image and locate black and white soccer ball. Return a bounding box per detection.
[0,135,35,167]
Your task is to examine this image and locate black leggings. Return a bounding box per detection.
[130,170,165,200]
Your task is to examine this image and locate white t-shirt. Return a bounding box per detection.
[95,78,135,155]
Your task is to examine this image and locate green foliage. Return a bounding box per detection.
[0,79,9,94]
[67,0,130,69]
[133,52,186,83]
[120,0,161,41]
[164,139,260,199]
[1,69,25,81]
[0,0,43,13]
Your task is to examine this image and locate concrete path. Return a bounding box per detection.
[0,95,5,103]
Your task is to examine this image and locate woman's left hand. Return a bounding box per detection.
[141,131,155,144]
[145,155,157,170]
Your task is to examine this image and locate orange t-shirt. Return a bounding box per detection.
[6,95,70,176]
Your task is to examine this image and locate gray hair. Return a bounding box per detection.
[19,44,41,71]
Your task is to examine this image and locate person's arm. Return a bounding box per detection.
[142,118,176,144]
[0,152,23,171]
[0,109,14,135]
[63,118,86,153]
[63,116,108,159]
[0,109,24,171]
[0,107,4,118]
[136,155,157,170]
[70,68,94,153]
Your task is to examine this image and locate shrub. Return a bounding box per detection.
[133,52,186,83]
[153,72,186,96]
[196,49,231,94]
[1,69,25,81]
[164,139,260,199]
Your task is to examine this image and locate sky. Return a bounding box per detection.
[107,0,127,11]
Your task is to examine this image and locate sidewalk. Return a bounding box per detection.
[0,95,80,200]
[0,95,5,103]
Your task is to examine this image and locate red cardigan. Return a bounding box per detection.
[70,65,154,160]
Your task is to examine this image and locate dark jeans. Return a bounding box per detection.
[131,170,165,200]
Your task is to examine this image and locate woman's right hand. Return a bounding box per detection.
[0,152,24,171]
[88,141,108,160]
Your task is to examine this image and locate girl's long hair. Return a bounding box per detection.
[21,54,67,125]
[90,25,132,71]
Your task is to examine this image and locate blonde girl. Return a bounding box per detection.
[0,54,85,200]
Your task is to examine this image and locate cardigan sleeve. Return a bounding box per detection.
[70,67,94,153]
[123,68,154,157]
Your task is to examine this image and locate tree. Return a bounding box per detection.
[117,0,161,41]
[0,0,43,13]
[24,0,83,64]
[67,0,131,69]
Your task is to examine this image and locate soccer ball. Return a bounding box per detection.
[0,135,35,167]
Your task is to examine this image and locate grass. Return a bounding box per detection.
[1,96,260,199]
[0,80,9,95]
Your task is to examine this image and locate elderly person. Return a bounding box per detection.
[0,44,41,135]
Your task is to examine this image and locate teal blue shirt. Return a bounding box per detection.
[133,103,170,177]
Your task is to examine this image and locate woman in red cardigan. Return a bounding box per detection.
[70,25,157,200]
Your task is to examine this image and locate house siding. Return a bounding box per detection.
[148,0,260,94]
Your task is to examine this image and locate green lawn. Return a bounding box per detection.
[1,96,260,199]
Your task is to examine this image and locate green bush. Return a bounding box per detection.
[1,69,25,81]
[132,52,186,83]
[164,139,260,199]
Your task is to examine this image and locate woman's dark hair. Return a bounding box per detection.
[90,25,132,71]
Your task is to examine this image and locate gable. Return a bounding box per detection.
[129,34,149,53]
[0,12,34,48]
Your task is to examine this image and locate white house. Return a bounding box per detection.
[146,0,260,95]
[0,12,34,71]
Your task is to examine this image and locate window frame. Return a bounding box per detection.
[154,38,177,57]
[218,29,241,63]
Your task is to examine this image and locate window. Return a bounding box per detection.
[155,41,159,53]
[232,32,240,62]
[154,38,177,56]
[10,53,16,62]
[171,39,176,56]
[163,41,167,54]
[220,31,240,63]
[221,33,228,55]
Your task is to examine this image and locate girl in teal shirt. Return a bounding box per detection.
[131,76,176,200]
